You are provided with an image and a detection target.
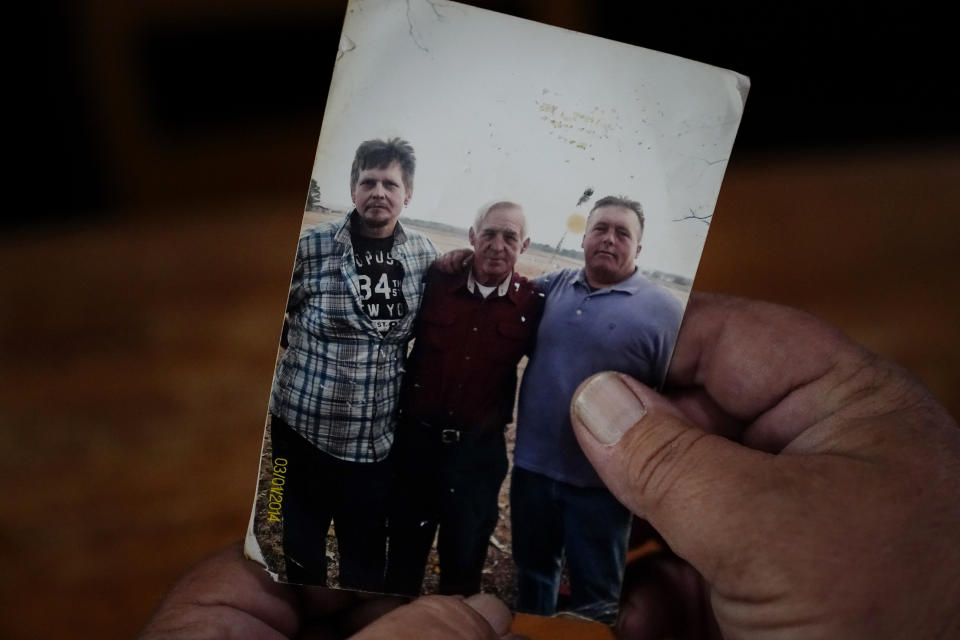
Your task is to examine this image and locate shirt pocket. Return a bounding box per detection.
[420,306,460,350]
[314,278,362,333]
[488,319,532,362]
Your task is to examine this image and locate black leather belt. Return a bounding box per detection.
[440,428,461,443]
[414,420,503,445]
[418,420,465,444]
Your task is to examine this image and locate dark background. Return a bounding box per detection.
[6,2,958,638]
[37,0,958,223]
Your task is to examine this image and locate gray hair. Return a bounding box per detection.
[473,200,527,238]
[589,195,645,232]
[350,137,416,191]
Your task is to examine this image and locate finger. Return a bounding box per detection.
[570,371,773,582]
[349,594,512,640]
[666,293,922,452]
[329,595,408,636]
[463,594,513,635]
[298,586,363,616]
[434,248,474,274]
[138,543,300,639]
[663,385,744,441]
[616,555,680,640]
[617,553,720,640]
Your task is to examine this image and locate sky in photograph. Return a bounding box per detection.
[310,0,748,278]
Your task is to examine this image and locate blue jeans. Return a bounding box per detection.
[510,467,631,623]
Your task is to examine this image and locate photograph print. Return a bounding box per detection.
[244,0,748,625]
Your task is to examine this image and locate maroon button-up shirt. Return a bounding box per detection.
[399,266,544,434]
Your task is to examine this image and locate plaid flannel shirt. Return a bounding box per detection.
[270,213,437,462]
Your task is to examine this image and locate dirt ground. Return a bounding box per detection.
[252,412,523,603]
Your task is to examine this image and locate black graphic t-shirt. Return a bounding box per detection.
[351,232,407,335]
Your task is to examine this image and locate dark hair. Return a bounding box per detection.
[350,138,416,191]
[589,195,645,232]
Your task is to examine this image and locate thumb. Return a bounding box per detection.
[570,371,773,582]
[350,593,514,640]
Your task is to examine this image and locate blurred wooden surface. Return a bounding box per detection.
[1,146,958,639]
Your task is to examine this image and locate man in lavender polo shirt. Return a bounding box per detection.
[511,195,683,623]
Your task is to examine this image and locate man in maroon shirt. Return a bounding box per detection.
[384,201,544,597]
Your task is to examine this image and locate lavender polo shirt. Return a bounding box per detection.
[514,267,684,488]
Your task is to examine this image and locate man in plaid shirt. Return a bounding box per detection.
[269,138,437,590]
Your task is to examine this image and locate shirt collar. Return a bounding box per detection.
[335,210,408,245]
[575,266,644,294]
[466,269,513,297]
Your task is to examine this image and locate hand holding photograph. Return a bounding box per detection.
[244,0,747,625]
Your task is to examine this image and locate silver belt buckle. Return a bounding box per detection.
[441,428,461,443]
